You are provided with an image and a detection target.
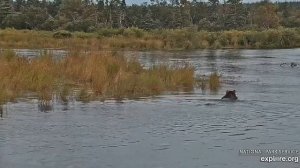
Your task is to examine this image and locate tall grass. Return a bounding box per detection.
[0,50,200,104]
[209,72,221,91]
[0,28,299,50]
[196,72,221,92]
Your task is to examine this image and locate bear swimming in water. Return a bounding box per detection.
[222,90,238,100]
[291,62,297,67]
[280,62,298,67]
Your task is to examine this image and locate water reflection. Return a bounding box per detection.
[220,50,244,60]
[37,100,53,112]
[205,50,217,61]
[0,105,3,118]
[14,49,67,59]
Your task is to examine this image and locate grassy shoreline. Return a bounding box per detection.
[0,49,222,108]
[0,28,300,50]
[0,50,215,105]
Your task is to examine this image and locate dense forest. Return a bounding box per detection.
[0,0,299,32]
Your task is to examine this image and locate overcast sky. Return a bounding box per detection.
[126,0,297,5]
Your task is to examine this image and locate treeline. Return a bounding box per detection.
[0,0,300,32]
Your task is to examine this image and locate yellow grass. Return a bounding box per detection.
[196,72,221,92]
[1,28,299,50]
[0,50,199,104]
[209,72,221,91]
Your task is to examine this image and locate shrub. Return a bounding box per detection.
[123,28,145,38]
[53,30,72,39]
[97,28,124,37]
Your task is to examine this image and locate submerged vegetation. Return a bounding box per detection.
[0,49,209,106]
[0,28,300,50]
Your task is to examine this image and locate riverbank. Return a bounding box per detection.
[0,28,300,50]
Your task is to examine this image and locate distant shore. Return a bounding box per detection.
[0,28,299,51]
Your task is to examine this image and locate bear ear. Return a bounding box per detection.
[233,90,236,93]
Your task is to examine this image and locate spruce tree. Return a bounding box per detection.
[15,0,25,12]
[224,0,247,29]
[180,0,192,27]
[120,0,126,27]
[0,0,12,25]
[140,9,156,30]
[208,0,219,23]
[110,0,121,28]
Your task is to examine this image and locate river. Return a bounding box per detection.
[0,49,300,168]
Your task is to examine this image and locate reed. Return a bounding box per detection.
[0,50,202,103]
[196,72,221,92]
[209,72,221,91]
